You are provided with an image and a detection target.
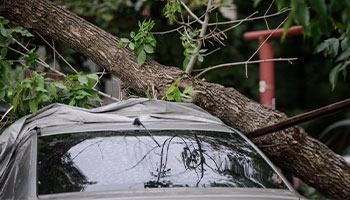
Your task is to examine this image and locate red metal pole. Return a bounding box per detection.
[259,39,275,109]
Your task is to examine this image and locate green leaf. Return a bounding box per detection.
[293,0,310,27]
[120,38,130,43]
[1,18,9,25]
[46,84,57,98]
[137,50,146,66]
[29,99,38,115]
[309,0,327,17]
[37,93,50,102]
[253,0,262,7]
[1,28,7,37]
[1,47,7,58]
[144,45,154,54]
[183,86,194,95]
[183,56,191,71]
[76,90,91,96]
[118,42,128,48]
[69,98,76,106]
[198,55,204,62]
[135,44,144,56]
[53,82,67,90]
[0,36,5,47]
[343,70,347,81]
[34,87,48,93]
[314,42,329,54]
[87,91,100,101]
[329,61,350,90]
[14,68,21,82]
[341,38,350,51]
[174,93,182,102]
[275,0,287,11]
[166,85,177,94]
[146,88,152,101]
[281,15,293,42]
[78,75,88,85]
[86,73,99,82]
[167,94,174,101]
[0,90,5,100]
[336,47,350,62]
[128,42,135,50]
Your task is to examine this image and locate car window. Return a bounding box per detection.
[37,130,287,195]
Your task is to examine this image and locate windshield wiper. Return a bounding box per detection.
[133,118,161,147]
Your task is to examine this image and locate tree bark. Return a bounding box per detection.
[1,0,350,198]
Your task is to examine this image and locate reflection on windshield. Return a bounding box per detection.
[37,130,286,195]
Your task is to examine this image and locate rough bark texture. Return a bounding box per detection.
[1,0,350,198]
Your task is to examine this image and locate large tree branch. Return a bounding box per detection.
[1,0,350,198]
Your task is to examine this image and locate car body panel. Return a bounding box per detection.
[0,98,304,200]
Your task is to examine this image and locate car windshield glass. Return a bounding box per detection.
[37,130,287,195]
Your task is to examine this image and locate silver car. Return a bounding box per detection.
[0,98,305,200]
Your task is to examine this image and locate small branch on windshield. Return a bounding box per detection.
[194,133,205,186]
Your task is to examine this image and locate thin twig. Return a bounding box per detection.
[151,7,290,36]
[202,47,221,57]
[264,0,275,30]
[245,17,288,77]
[151,13,206,35]
[8,41,120,102]
[194,57,297,78]
[207,7,290,26]
[193,11,258,42]
[35,31,79,74]
[0,106,13,123]
[185,0,212,74]
[93,69,105,89]
[0,117,9,129]
[179,0,204,25]
[52,39,56,69]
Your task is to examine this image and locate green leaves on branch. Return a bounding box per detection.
[118,19,156,66]
[315,29,350,90]
[57,73,101,108]
[271,0,350,89]
[0,16,34,46]
[162,0,181,24]
[180,29,206,71]
[162,80,204,102]
[0,45,101,118]
[1,67,101,118]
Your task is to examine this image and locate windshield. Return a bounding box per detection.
[37,130,287,195]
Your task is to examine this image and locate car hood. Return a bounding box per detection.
[39,188,304,200]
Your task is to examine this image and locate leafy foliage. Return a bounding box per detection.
[162,0,181,24]
[0,17,101,120]
[180,29,206,71]
[118,19,156,66]
[268,0,350,89]
[161,80,203,102]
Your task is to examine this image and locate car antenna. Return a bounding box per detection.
[133,118,161,147]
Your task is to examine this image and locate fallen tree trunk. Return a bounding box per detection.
[1,0,350,198]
